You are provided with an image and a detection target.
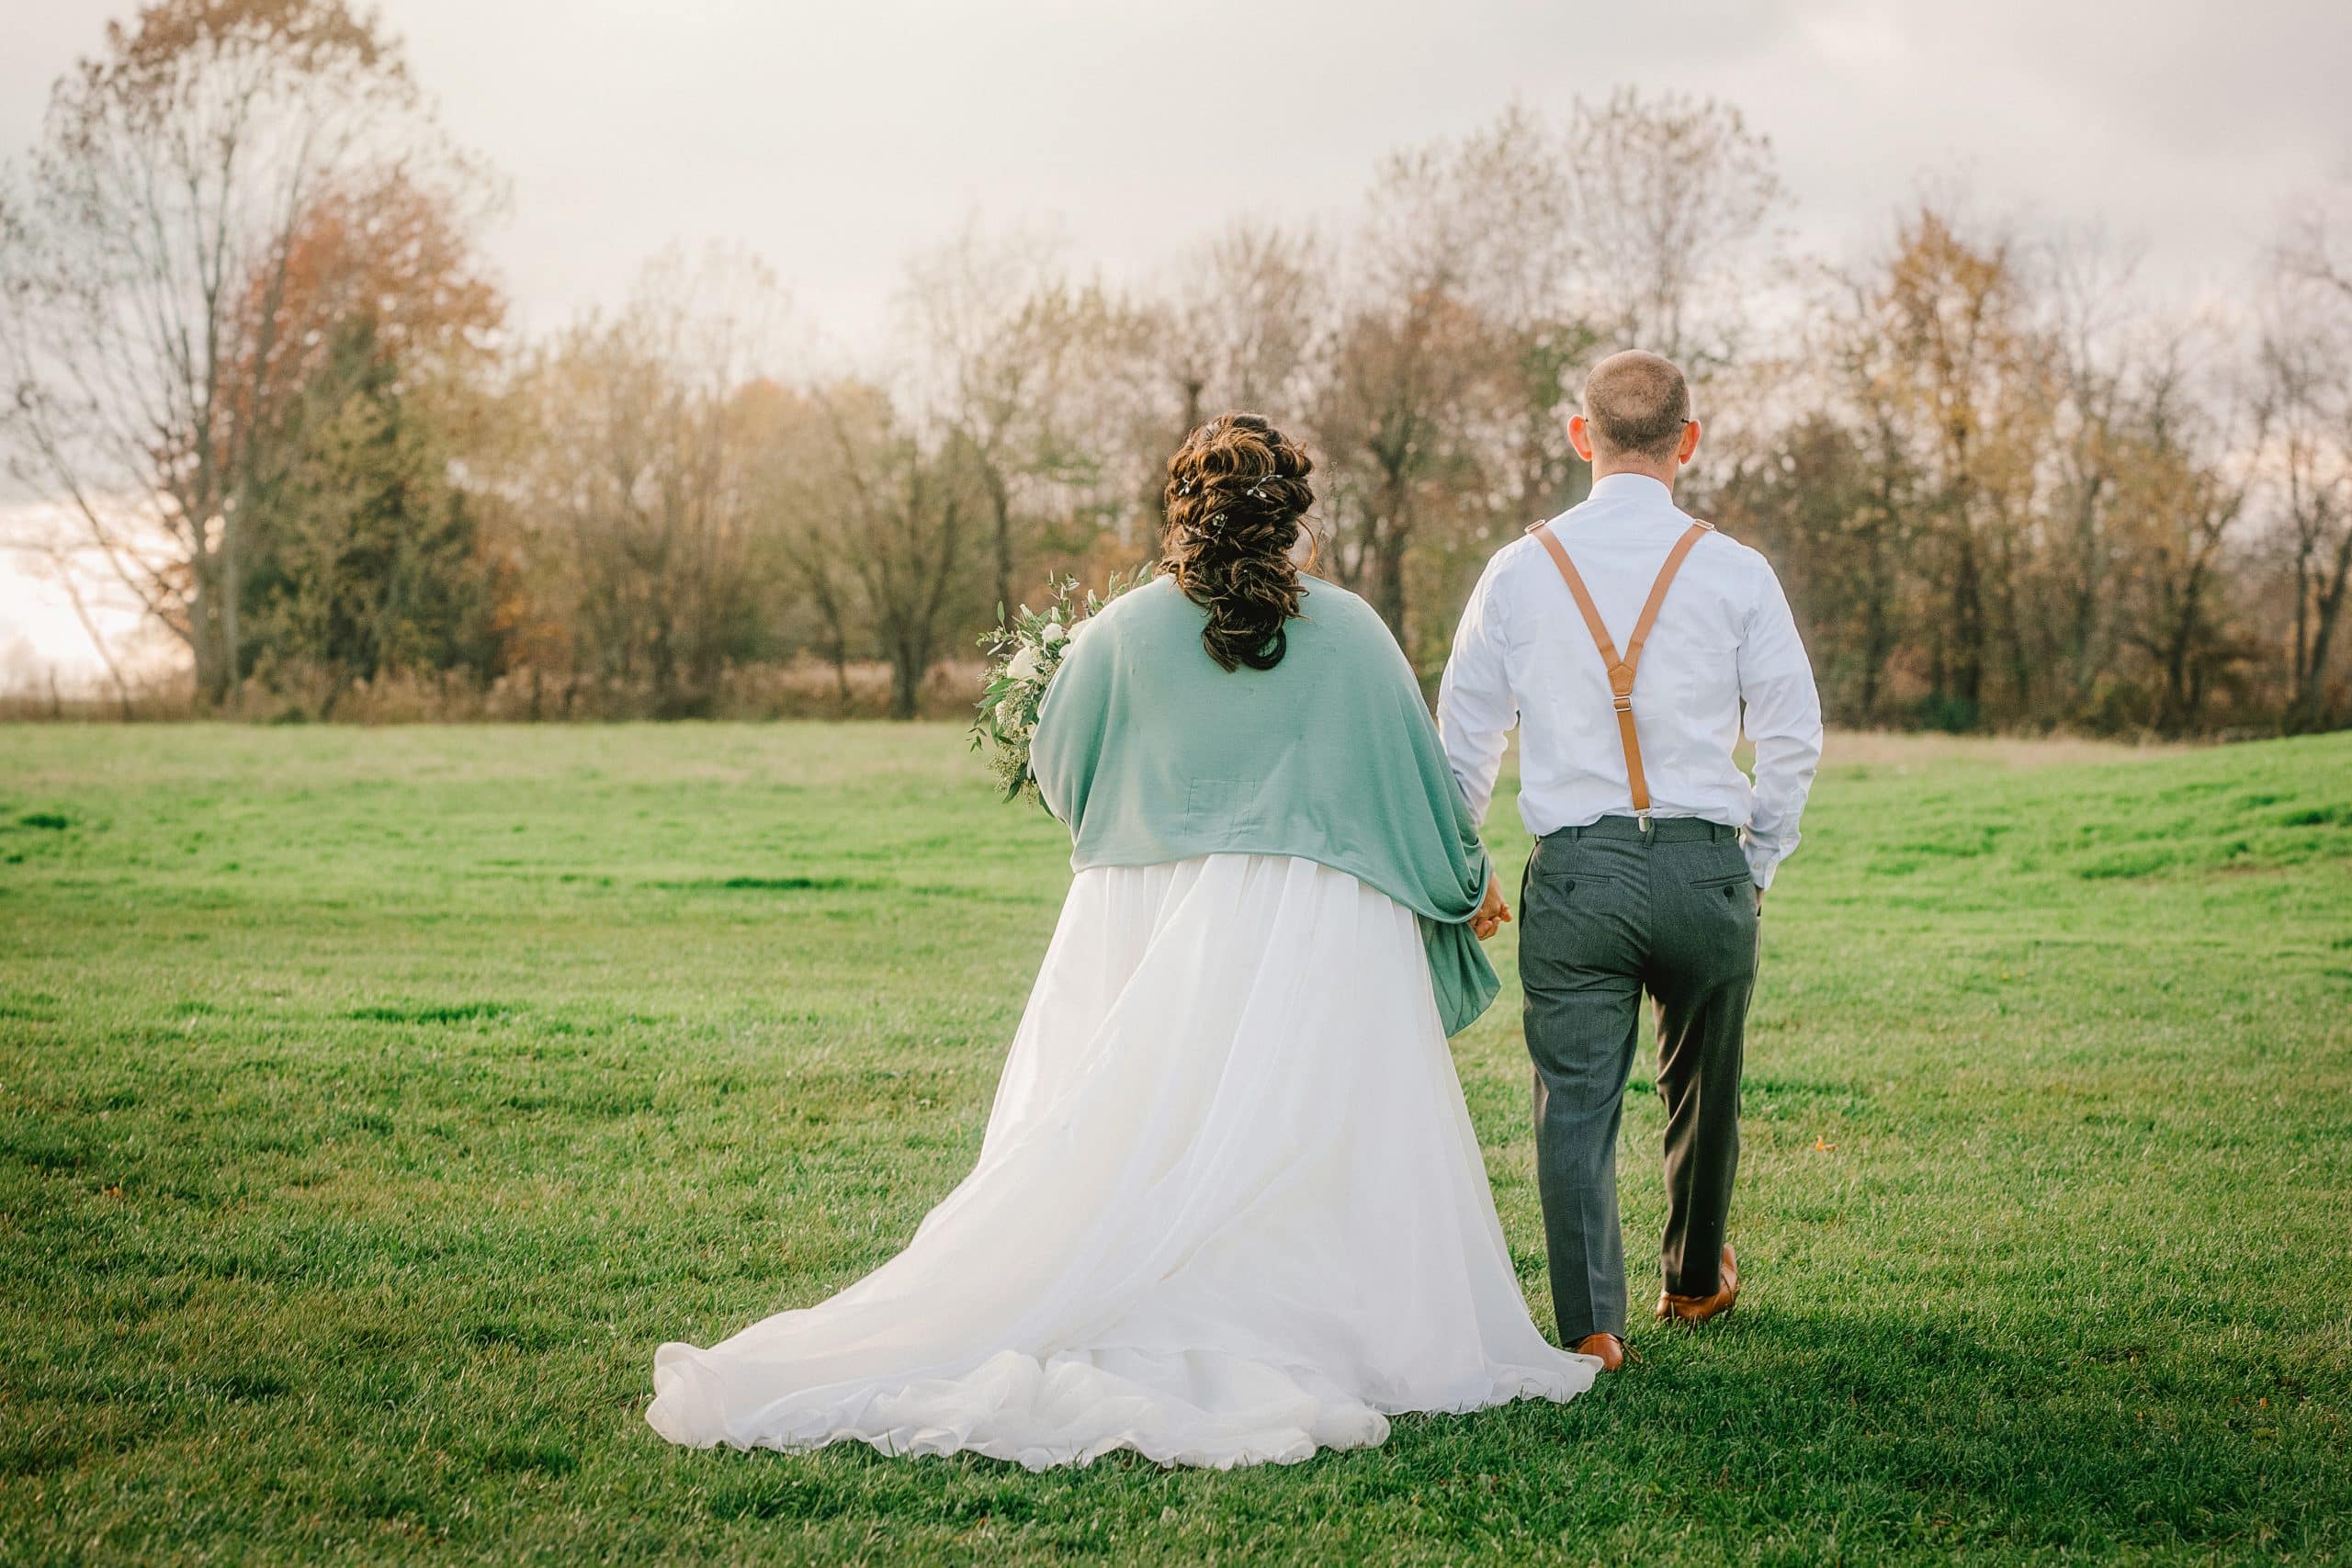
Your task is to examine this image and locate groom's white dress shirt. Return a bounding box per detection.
[1438,473,1824,890]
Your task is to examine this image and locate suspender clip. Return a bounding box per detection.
[1636,810,1653,833]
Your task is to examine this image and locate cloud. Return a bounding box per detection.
[5,0,2343,343]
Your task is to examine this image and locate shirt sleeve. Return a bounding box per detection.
[1436,552,1519,826]
[1736,550,1823,890]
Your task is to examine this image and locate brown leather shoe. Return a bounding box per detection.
[1573,1332,1626,1371]
[1655,1243,1739,1324]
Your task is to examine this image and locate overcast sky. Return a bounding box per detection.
[4,0,2350,682]
[10,0,2348,342]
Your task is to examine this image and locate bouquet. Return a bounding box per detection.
[974,568,1149,801]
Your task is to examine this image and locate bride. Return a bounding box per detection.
[647,413,1598,1470]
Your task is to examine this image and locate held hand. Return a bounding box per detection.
[1753,884,1766,917]
[1471,874,1511,942]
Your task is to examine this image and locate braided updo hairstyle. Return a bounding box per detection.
[1159,412,1316,671]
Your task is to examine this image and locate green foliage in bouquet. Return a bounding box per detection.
[973,568,1152,802]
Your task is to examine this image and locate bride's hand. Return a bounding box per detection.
[1471,874,1510,941]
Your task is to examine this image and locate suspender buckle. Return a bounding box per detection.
[1611,694,1634,713]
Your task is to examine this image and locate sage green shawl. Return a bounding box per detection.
[1031,574,1498,1035]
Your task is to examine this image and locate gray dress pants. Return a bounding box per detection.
[1518,815,1758,1343]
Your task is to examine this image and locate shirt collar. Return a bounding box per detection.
[1586,471,1676,507]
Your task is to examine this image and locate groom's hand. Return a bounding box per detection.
[1472,874,1510,941]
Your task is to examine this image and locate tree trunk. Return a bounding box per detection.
[1859,480,1899,721]
[987,468,1015,623]
[2290,528,2352,732]
[191,563,232,709]
[1372,528,1408,639]
[2064,480,2108,716]
[2157,555,2212,736]
[220,509,243,705]
[2290,542,2314,696]
[1949,524,1984,719]
[1860,572,1891,721]
[888,642,922,720]
[1367,459,1413,638]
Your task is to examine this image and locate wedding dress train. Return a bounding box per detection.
[648,852,1596,1470]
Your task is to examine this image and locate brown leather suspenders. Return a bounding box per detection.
[1526,517,1715,828]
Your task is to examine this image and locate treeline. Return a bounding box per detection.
[6,0,2348,734]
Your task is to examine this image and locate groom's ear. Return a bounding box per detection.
[1677,419,1702,466]
[1567,413,1594,463]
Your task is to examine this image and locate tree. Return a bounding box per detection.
[1561,88,1788,374]
[228,170,503,706]
[2264,207,2352,731]
[896,221,1088,621]
[1158,220,1326,438]
[1306,96,1780,669]
[1862,207,2047,727]
[241,317,495,711]
[2037,234,2143,720]
[1315,284,1498,649]
[1315,109,1566,655]
[1048,281,1176,565]
[506,251,789,716]
[740,376,862,705]
[1817,306,1929,723]
[0,0,476,705]
[814,381,977,719]
[2107,346,2255,734]
[1714,411,1905,722]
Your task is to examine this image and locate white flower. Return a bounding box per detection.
[1007,646,1044,681]
[1066,617,1091,645]
[996,696,1026,732]
[1039,620,1067,646]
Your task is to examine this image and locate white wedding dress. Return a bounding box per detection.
[648,852,1597,1469]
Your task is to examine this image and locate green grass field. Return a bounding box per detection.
[4,723,2348,1565]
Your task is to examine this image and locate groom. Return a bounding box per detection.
[1441,350,1822,1371]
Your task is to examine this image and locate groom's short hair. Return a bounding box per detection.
[1582,351,1690,463]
